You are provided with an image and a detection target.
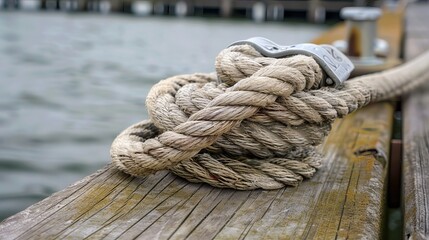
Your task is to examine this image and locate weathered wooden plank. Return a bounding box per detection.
[402,3,429,240]
[0,101,394,239]
[403,82,429,240]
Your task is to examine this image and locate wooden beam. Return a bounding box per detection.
[0,102,394,239]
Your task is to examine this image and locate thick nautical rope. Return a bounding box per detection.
[111,45,429,190]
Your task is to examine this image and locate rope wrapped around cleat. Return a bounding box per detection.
[110,44,429,190]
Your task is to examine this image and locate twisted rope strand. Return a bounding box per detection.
[111,45,429,190]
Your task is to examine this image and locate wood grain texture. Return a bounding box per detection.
[402,3,429,240]
[0,102,394,239]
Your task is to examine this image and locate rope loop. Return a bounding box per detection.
[111,45,429,190]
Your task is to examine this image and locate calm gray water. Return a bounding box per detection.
[0,11,325,220]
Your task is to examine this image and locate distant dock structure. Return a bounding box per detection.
[1,0,379,22]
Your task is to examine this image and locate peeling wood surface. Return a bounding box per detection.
[402,3,429,240]
[0,102,394,239]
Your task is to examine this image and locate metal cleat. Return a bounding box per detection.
[230,37,355,88]
[333,7,389,66]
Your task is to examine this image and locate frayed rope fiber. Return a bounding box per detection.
[110,45,429,190]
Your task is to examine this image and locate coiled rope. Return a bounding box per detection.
[111,44,429,190]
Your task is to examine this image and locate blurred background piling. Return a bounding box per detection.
[1,0,380,23]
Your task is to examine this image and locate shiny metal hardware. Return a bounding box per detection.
[333,7,388,66]
[229,37,354,87]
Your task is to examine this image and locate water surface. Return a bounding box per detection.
[0,11,326,220]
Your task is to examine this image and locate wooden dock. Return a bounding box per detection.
[1,2,429,239]
[2,0,377,22]
[0,105,396,239]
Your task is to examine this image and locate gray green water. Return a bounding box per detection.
[0,11,326,220]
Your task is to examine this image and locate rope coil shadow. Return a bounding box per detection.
[110,44,429,190]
